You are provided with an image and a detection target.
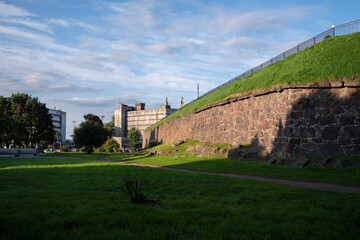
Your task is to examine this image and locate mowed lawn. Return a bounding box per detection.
[0,156,359,240]
[106,153,360,186]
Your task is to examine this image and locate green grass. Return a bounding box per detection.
[141,139,231,157]
[0,157,359,240]
[147,33,360,131]
[107,152,360,186]
[43,152,109,159]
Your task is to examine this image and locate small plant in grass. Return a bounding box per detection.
[122,174,149,203]
[324,34,332,40]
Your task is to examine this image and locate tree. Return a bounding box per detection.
[84,113,103,125]
[0,96,10,147]
[0,93,55,148]
[73,114,107,154]
[104,116,115,139]
[128,127,141,152]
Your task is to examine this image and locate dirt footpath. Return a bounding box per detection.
[119,162,360,193]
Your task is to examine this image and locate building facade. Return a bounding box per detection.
[114,103,176,147]
[48,108,66,143]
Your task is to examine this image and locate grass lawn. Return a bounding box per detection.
[104,140,360,186]
[107,154,360,186]
[0,157,359,240]
[147,32,360,131]
[42,152,109,159]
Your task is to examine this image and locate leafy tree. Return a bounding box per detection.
[73,114,107,154]
[84,113,103,125]
[104,116,115,139]
[0,97,11,147]
[0,93,55,148]
[128,127,141,152]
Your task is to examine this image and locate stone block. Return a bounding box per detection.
[283,155,310,167]
[285,143,296,154]
[339,139,351,145]
[339,116,354,126]
[311,137,322,143]
[290,111,303,120]
[319,115,337,125]
[289,138,300,144]
[322,127,340,140]
[341,126,360,138]
[320,143,343,155]
[299,127,316,138]
[331,105,344,115]
[282,127,293,137]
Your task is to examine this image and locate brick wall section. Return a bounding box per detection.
[143,81,360,156]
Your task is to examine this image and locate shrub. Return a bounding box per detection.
[122,174,149,203]
[103,139,120,152]
[324,34,332,40]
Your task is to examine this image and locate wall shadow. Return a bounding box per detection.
[269,87,360,158]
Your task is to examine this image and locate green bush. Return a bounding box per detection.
[324,34,332,40]
[103,139,120,152]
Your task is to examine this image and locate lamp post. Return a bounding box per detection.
[197,83,199,99]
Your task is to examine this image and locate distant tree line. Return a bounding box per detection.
[0,93,55,148]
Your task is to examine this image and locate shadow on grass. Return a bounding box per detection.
[129,155,360,186]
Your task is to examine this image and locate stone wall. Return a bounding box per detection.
[143,81,360,157]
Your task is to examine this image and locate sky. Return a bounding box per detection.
[0,0,359,139]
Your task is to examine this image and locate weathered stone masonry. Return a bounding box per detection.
[143,81,360,157]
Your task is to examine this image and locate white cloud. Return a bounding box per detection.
[48,18,70,27]
[48,18,97,31]
[0,17,51,32]
[107,0,165,30]
[222,37,263,49]
[0,1,35,17]
[207,6,320,36]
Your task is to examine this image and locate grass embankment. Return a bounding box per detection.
[147,32,360,131]
[105,140,360,186]
[0,157,359,240]
[108,154,360,186]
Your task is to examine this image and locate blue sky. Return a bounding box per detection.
[0,0,359,139]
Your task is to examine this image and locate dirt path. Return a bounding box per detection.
[117,162,360,193]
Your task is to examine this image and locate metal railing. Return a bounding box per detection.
[184,19,360,107]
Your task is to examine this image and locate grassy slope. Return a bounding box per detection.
[0,157,359,240]
[147,32,360,131]
[107,152,360,186]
